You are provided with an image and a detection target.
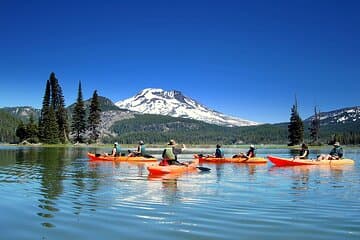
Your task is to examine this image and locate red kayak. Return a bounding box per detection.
[267,155,355,167]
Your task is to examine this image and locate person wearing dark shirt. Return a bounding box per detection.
[296,143,309,159]
[317,142,343,160]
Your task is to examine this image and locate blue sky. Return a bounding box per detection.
[0,0,359,123]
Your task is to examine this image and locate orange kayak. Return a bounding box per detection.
[147,159,200,174]
[194,154,267,163]
[87,152,157,162]
[267,155,355,167]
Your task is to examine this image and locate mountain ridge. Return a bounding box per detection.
[115,88,258,127]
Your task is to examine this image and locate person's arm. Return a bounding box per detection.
[111,148,116,156]
[299,150,307,159]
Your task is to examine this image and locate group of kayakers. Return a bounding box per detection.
[295,141,344,160]
[104,141,147,157]
[201,142,344,161]
[103,139,345,165]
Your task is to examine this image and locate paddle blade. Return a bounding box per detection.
[197,166,211,171]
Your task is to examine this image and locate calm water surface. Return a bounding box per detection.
[0,146,359,240]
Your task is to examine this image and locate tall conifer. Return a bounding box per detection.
[88,90,101,143]
[43,106,60,144]
[49,72,69,143]
[288,97,304,146]
[309,106,321,144]
[71,81,86,143]
[39,80,51,142]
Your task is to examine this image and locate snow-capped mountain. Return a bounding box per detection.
[306,106,360,124]
[115,88,258,127]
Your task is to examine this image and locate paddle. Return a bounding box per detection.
[197,166,211,171]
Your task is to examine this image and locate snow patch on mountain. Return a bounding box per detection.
[306,106,360,124]
[115,88,258,127]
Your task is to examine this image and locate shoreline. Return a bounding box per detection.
[1,143,359,149]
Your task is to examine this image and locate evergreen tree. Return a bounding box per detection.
[16,121,27,142]
[42,107,60,144]
[288,97,304,146]
[309,106,320,144]
[88,90,101,143]
[39,80,51,142]
[71,81,86,143]
[26,114,39,143]
[49,72,69,143]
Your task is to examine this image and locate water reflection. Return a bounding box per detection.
[148,173,181,204]
[0,147,359,240]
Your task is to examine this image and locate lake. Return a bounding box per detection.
[0,146,359,240]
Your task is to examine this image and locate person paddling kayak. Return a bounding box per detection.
[104,142,121,157]
[294,143,309,160]
[233,144,256,159]
[128,140,146,157]
[317,142,343,160]
[205,144,224,158]
[160,139,187,166]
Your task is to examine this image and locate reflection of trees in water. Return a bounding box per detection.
[71,165,101,216]
[215,164,224,183]
[291,167,310,191]
[36,148,67,228]
[161,178,179,204]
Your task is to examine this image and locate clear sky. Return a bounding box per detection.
[0,0,359,123]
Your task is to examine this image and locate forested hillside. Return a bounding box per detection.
[0,109,21,143]
[107,114,360,145]
[108,114,288,144]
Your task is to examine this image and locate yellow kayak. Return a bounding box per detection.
[87,152,157,162]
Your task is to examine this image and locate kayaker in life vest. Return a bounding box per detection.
[233,144,256,159]
[160,139,187,166]
[128,140,146,157]
[206,144,224,158]
[104,142,121,157]
[317,142,343,160]
[295,143,309,159]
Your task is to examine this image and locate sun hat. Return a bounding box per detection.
[250,144,255,149]
[139,140,144,145]
[114,142,118,145]
[168,139,176,145]
[334,142,340,146]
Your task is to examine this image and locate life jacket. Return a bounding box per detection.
[215,148,224,158]
[115,146,121,156]
[330,147,343,158]
[162,147,175,160]
[140,145,146,155]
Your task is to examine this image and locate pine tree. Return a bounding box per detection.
[26,114,39,143]
[16,121,27,142]
[88,90,101,143]
[49,72,69,143]
[288,97,304,146]
[309,106,320,144]
[43,107,60,144]
[39,80,51,142]
[71,81,86,143]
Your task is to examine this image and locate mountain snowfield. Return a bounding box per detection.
[115,88,258,127]
[306,106,360,124]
